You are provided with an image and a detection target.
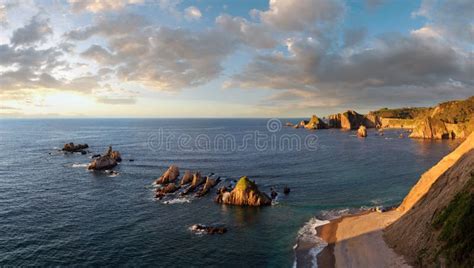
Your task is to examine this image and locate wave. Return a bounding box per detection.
[317,207,366,221]
[293,217,330,268]
[162,197,191,205]
[71,163,88,168]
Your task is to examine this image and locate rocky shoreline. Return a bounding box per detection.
[288,95,474,140]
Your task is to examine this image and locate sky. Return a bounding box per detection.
[0,0,472,118]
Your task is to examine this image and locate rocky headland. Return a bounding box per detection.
[292,95,473,140]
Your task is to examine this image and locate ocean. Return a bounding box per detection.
[0,119,457,266]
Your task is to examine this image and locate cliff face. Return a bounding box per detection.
[385,132,474,266]
[304,115,328,129]
[377,96,474,139]
[328,110,376,130]
[379,118,417,129]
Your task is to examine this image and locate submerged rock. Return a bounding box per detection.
[88,146,121,170]
[154,165,180,185]
[190,224,227,235]
[357,125,367,137]
[270,188,278,200]
[215,176,271,206]
[62,142,88,153]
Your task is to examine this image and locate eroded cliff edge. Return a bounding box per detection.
[384,132,474,267]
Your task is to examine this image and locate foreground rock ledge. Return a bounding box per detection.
[215,176,271,206]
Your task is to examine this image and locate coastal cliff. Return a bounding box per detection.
[377,96,474,139]
[313,132,474,267]
[385,132,474,267]
[304,96,474,139]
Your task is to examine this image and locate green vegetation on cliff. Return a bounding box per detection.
[432,173,474,267]
[371,107,430,119]
[432,96,474,124]
[372,96,474,122]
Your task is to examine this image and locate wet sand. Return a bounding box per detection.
[316,210,410,268]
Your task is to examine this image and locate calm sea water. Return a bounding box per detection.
[0,119,458,266]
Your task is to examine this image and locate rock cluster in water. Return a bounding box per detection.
[190,224,227,235]
[88,146,122,170]
[152,166,275,207]
[290,95,474,140]
[62,142,89,153]
[153,166,223,200]
[215,176,272,206]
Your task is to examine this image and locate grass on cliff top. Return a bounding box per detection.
[235,176,256,191]
[434,96,474,124]
[371,107,430,119]
[371,95,474,122]
[432,173,474,267]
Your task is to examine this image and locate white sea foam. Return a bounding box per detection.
[318,208,353,220]
[71,163,88,168]
[294,217,330,268]
[162,197,191,204]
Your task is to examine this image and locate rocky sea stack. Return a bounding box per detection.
[357,125,367,137]
[154,165,180,185]
[88,146,122,170]
[216,176,271,206]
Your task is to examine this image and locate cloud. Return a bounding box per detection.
[112,27,236,90]
[413,0,474,42]
[226,33,473,108]
[68,0,144,13]
[67,14,238,91]
[343,27,367,47]
[254,0,345,31]
[216,14,277,49]
[96,96,136,104]
[80,44,116,65]
[184,6,201,21]
[11,15,53,47]
[94,85,137,104]
[0,5,7,26]
[65,13,148,40]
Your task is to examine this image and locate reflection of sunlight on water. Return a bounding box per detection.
[411,138,460,157]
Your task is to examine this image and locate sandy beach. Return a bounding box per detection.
[316,210,411,268]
